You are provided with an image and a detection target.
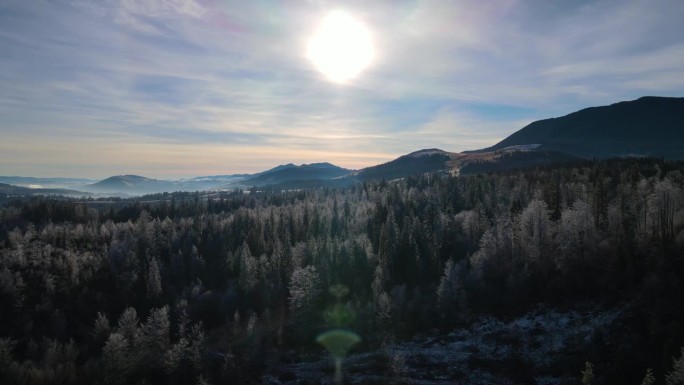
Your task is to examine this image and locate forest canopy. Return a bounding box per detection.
[1,158,684,384]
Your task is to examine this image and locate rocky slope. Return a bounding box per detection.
[264,305,627,385]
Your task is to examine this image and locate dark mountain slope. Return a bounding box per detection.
[235,162,352,187]
[356,149,458,181]
[478,96,684,159]
[459,150,579,175]
[84,175,175,194]
[0,176,94,189]
[0,183,88,196]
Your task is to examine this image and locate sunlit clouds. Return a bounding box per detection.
[0,0,683,178]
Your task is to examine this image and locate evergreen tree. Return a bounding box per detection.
[238,241,258,292]
[667,348,684,385]
[641,368,655,385]
[582,361,594,385]
[515,199,553,268]
[372,264,391,327]
[102,333,130,384]
[116,307,140,344]
[142,306,171,370]
[288,265,320,316]
[146,257,162,300]
[436,259,465,325]
[93,312,111,348]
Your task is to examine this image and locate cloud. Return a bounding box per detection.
[385,107,530,154]
[0,0,682,177]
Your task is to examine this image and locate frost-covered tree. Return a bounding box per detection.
[470,228,497,273]
[582,361,594,385]
[372,264,391,326]
[102,333,130,384]
[238,241,259,292]
[164,320,204,376]
[666,347,684,385]
[375,291,391,326]
[43,339,78,384]
[288,265,320,316]
[606,200,625,244]
[141,306,171,370]
[455,209,487,245]
[108,239,138,291]
[557,200,596,267]
[93,312,111,346]
[146,257,162,299]
[116,307,140,344]
[649,178,682,243]
[515,199,553,268]
[436,259,465,324]
[641,368,655,385]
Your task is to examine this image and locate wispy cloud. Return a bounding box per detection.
[0,0,682,178]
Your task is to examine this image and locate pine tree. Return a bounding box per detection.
[437,259,465,325]
[641,368,655,385]
[146,257,162,300]
[142,306,171,370]
[238,241,258,292]
[515,199,552,266]
[558,200,596,267]
[116,307,140,344]
[102,333,130,384]
[288,265,320,321]
[375,291,391,326]
[582,361,594,385]
[93,312,111,347]
[372,265,391,327]
[666,348,684,385]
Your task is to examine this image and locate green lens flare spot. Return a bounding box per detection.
[316,329,361,358]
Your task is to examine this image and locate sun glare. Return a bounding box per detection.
[307,10,374,83]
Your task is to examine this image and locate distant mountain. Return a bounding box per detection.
[182,174,249,191]
[0,148,583,196]
[83,175,176,194]
[234,162,352,188]
[353,148,578,181]
[76,163,354,194]
[0,182,88,197]
[0,176,94,189]
[6,96,681,196]
[356,149,461,181]
[256,163,298,175]
[477,96,684,159]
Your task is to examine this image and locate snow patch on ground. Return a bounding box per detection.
[406,149,447,158]
[499,144,542,152]
[266,305,625,384]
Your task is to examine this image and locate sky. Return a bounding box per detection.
[1,0,683,179]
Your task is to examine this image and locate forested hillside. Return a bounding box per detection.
[479,96,684,159]
[1,158,684,384]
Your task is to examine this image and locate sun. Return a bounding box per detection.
[307,10,375,83]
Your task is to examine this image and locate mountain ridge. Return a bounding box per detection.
[0,182,90,197]
[228,162,353,188]
[5,96,683,195]
[476,96,684,159]
[83,175,174,194]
